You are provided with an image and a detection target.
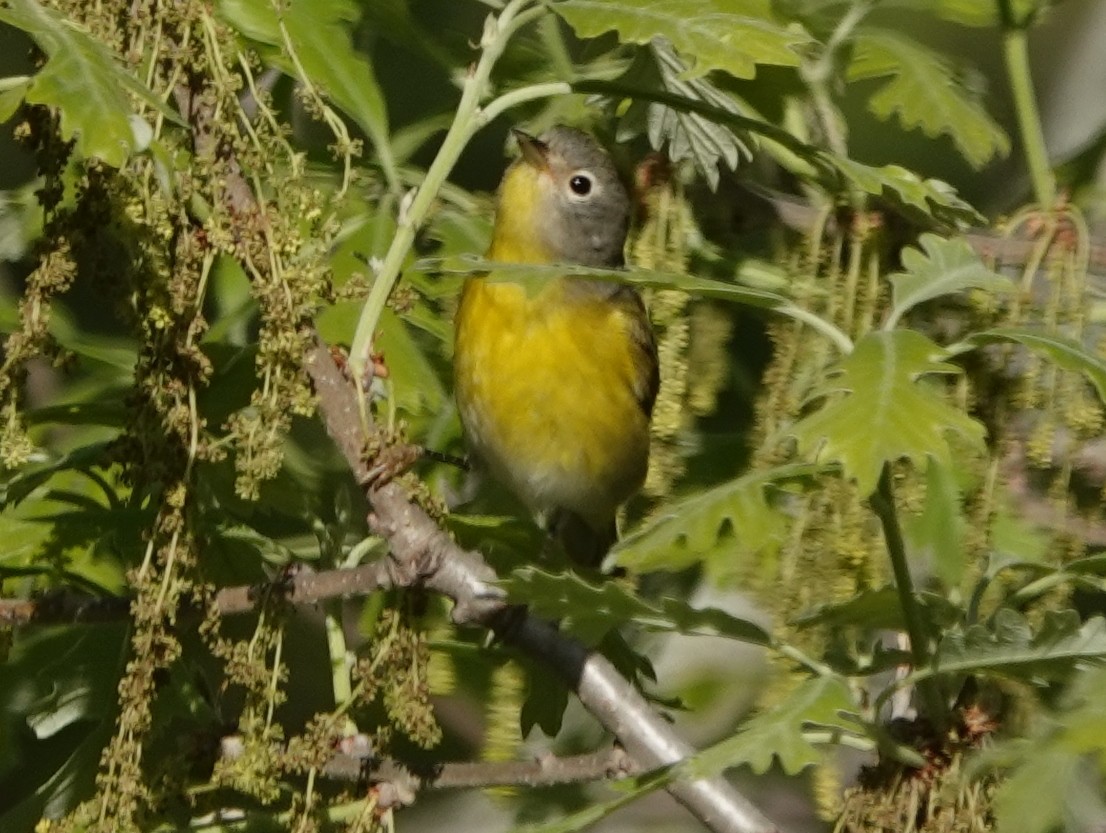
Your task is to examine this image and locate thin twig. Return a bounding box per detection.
[317,746,636,791]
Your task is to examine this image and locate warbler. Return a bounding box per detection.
[453,126,658,566]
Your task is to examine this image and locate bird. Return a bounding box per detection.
[453,125,659,567]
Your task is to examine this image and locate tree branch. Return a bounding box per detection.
[304,343,781,833]
[318,746,636,793]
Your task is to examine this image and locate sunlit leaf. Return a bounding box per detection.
[847,28,1009,168]
[905,458,967,587]
[967,328,1106,406]
[885,233,1012,329]
[791,330,986,495]
[0,0,179,166]
[826,155,984,227]
[685,677,859,776]
[552,0,813,80]
[0,75,31,123]
[613,464,816,583]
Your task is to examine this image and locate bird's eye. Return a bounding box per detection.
[569,174,592,196]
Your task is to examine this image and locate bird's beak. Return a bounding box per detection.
[511,128,550,171]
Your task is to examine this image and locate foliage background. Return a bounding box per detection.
[2,1,1106,832]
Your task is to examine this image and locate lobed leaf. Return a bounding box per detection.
[684,677,859,776]
[966,327,1106,406]
[971,664,1106,833]
[825,155,984,227]
[885,233,1012,329]
[501,567,772,647]
[790,330,986,495]
[611,40,756,190]
[935,608,1106,682]
[552,0,813,80]
[0,0,179,167]
[613,464,817,583]
[847,28,1009,169]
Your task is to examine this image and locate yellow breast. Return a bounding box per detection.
[453,275,650,529]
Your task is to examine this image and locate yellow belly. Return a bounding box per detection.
[453,276,650,530]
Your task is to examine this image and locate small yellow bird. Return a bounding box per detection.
[453,126,659,566]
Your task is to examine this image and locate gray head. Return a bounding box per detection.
[495,125,630,268]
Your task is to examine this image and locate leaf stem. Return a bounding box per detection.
[777,302,854,354]
[998,1,1056,208]
[869,465,948,731]
[325,601,353,707]
[801,0,873,161]
[347,0,544,382]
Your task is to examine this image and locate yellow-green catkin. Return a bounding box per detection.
[748,224,893,822]
[751,224,890,621]
[631,172,730,498]
[994,213,1105,570]
[482,660,525,798]
[426,622,458,698]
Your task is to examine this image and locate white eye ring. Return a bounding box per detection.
[567,170,596,199]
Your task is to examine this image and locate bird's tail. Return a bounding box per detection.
[548,509,617,571]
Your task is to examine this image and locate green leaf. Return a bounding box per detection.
[0,443,110,507]
[519,661,569,738]
[924,0,1000,25]
[374,309,448,417]
[936,609,1106,682]
[794,585,961,633]
[971,665,1106,833]
[509,767,671,833]
[825,155,984,227]
[428,256,792,308]
[501,567,772,647]
[847,28,1009,168]
[904,457,967,587]
[217,0,396,185]
[966,328,1106,406]
[0,75,31,123]
[552,0,813,79]
[612,464,816,583]
[685,677,859,776]
[0,0,180,166]
[611,40,756,190]
[916,0,1044,27]
[992,747,1079,833]
[0,624,128,738]
[790,330,986,495]
[884,233,1012,329]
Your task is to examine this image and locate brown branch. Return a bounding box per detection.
[0,560,394,626]
[304,343,780,833]
[318,747,636,793]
